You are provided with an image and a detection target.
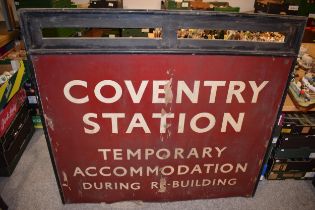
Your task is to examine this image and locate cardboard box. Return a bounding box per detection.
[267,171,314,180]
[278,134,315,149]
[0,103,34,176]
[269,158,315,172]
[274,147,315,159]
[0,60,29,111]
[0,88,26,137]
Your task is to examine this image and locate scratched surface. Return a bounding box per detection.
[32,54,293,203]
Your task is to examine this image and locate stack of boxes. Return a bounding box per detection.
[267,113,315,180]
[0,56,35,176]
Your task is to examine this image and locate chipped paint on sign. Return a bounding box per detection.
[44,114,54,131]
[158,177,167,193]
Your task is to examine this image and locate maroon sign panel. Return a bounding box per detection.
[33,54,292,203]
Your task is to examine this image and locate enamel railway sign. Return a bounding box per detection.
[19,9,306,203]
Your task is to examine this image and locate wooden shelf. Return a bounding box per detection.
[282,43,315,112]
[282,94,315,112]
[0,22,18,48]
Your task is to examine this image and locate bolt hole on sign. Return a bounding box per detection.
[19,9,306,203]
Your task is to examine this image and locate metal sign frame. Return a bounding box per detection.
[20,9,305,55]
[19,9,306,204]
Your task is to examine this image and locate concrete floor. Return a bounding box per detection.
[0,130,314,210]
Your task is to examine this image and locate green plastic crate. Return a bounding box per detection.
[214,7,240,12]
[14,0,76,9]
[166,0,190,10]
